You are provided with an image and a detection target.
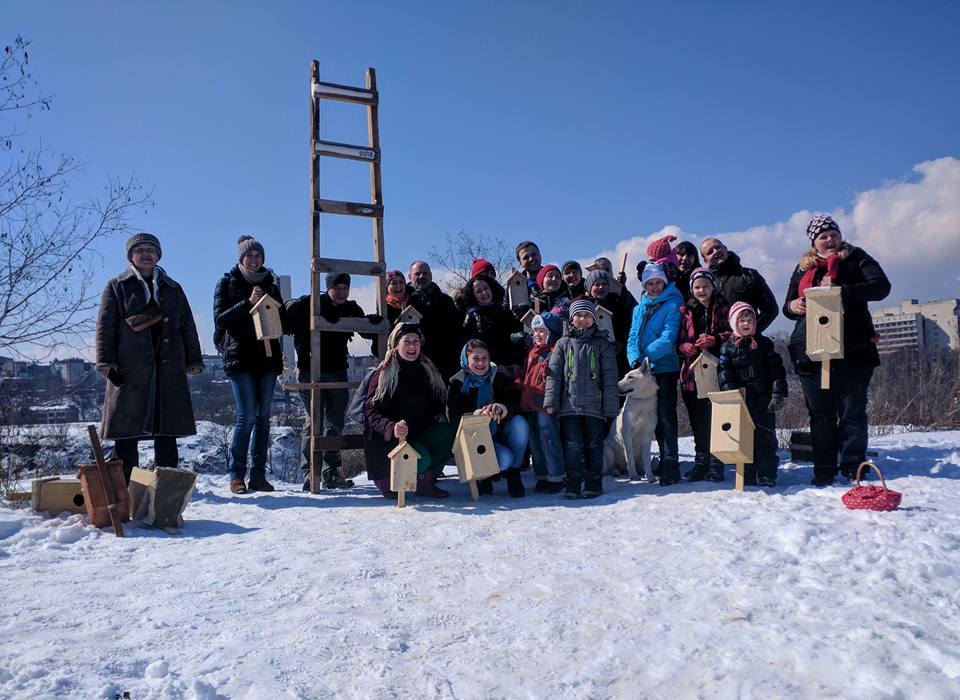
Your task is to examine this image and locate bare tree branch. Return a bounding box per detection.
[428,229,517,292]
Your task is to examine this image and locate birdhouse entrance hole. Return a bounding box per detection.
[721,422,731,432]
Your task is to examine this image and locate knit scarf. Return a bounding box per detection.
[386,289,409,309]
[238,264,269,286]
[459,349,496,409]
[797,254,840,299]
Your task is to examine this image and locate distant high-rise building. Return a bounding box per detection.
[871,299,960,355]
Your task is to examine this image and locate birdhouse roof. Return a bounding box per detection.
[521,309,537,330]
[695,350,719,366]
[596,305,612,317]
[388,441,422,460]
[249,293,280,315]
[398,305,423,324]
[506,268,526,282]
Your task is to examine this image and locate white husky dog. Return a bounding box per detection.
[603,358,659,481]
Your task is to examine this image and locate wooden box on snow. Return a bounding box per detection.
[708,389,755,466]
[452,413,501,484]
[129,466,196,529]
[505,269,530,310]
[388,441,420,508]
[31,477,86,515]
[693,350,720,400]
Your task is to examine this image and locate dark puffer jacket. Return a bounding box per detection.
[285,293,371,373]
[460,278,525,367]
[718,335,787,402]
[213,266,285,375]
[408,282,462,381]
[782,244,891,374]
[710,252,779,333]
[544,325,619,419]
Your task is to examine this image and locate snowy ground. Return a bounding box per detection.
[2,430,959,699]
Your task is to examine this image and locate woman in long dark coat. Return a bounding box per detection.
[95,232,203,482]
[783,215,891,486]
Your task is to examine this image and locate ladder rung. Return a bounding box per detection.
[314,198,382,218]
[312,257,385,276]
[313,318,391,335]
[312,435,364,452]
[314,139,379,162]
[312,80,377,105]
[283,381,359,391]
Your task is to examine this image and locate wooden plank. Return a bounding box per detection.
[311,257,386,276]
[309,60,323,495]
[311,80,377,105]
[314,139,379,163]
[312,435,364,451]
[367,67,389,361]
[282,381,360,391]
[314,198,382,218]
[313,317,390,335]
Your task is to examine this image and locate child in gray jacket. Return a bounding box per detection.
[544,298,619,499]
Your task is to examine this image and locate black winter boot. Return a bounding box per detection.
[658,458,681,486]
[684,453,709,481]
[704,456,725,482]
[477,477,494,496]
[505,468,525,498]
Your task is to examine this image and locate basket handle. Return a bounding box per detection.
[854,461,888,490]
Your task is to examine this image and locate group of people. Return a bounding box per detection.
[95,214,890,500]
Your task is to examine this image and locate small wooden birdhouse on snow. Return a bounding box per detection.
[506,268,530,310]
[397,305,423,325]
[708,388,755,491]
[595,305,615,343]
[693,350,720,399]
[804,280,844,389]
[250,293,283,357]
[388,441,421,508]
[453,413,501,500]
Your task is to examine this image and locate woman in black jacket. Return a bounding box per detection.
[214,236,286,494]
[782,216,891,486]
[459,274,525,368]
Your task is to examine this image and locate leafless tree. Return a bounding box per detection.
[429,229,517,292]
[0,36,153,357]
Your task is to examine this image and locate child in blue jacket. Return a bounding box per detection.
[627,262,684,485]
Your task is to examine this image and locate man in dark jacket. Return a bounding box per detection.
[700,237,779,332]
[407,261,461,382]
[286,272,376,490]
[95,232,204,481]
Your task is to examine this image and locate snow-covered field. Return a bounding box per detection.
[2,430,959,699]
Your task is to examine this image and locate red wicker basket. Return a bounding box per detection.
[841,462,902,512]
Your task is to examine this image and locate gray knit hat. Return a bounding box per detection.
[237,235,265,263]
[585,269,610,290]
[125,232,162,261]
[806,215,841,242]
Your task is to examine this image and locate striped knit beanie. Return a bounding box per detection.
[569,297,597,323]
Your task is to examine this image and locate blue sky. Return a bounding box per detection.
[4,1,959,353]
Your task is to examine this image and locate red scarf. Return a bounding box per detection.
[798,255,841,299]
[386,290,409,309]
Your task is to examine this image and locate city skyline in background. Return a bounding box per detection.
[3,1,959,358]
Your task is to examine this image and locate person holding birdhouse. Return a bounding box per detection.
[363,324,453,499]
[529,264,571,315]
[626,263,684,485]
[676,268,730,482]
[459,274,526,367]
[96,232,204,482]
[717,302,788,487]
[447,339,529,498]
[213,236,286,494]
[286,271,380,492]
[782,215,891,487]
[544,298,619,499]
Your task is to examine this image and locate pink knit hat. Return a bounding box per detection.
[728,301,758,347]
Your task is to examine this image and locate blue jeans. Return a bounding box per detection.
[493,414,529,471]
[227,371,278,481]
[654,372,679,463]
[528,411,564,482]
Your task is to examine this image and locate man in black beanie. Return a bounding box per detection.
[285,271,379,490]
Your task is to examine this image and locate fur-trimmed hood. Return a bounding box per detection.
[798,242,853,272]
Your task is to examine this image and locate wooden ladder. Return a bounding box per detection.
[299,60,390,494]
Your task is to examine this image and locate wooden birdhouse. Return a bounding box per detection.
[521,308,537,334]
[397,305,423,325]
[31,477,86,515]
[388,441,420,508]
[506,268,530,310]
[693,350,720,399]
[708,388,755,491]
[129,466,197,530]
[453,413,501,500]
[595,305,615,343]
[804,279,844,389]
[250,293,283,357]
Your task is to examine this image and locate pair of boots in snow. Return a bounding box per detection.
[683,453,725,483]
